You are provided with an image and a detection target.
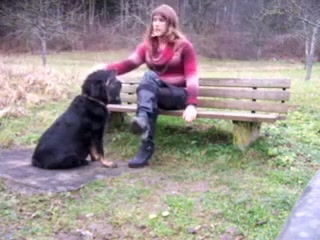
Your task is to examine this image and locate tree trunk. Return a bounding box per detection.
[305,25,318,81]
[304,37,309,70]
[103,0,107,23]
[303,22,309,70]
[257,45,262,60]
[81,0,88,33]
[256,30,262,60]
[231,0,237,25]
[120,0,124,32]
[41,38,47,67]
[88,0,96,31]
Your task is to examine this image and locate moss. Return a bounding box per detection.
[233,121,261,150]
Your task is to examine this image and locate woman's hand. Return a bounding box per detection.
[183,105,197,123]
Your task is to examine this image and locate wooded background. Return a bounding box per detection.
[0,0,319,79]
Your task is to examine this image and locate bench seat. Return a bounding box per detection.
[107,104,284,123]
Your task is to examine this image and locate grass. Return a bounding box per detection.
[0,51,319,239]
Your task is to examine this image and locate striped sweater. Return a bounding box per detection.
[105,40,199,105]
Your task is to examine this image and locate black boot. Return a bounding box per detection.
[130,111,149,139]
[128,113,157,168]
[128,73,159,168]
[131,82,158,140]
[128,140,154,168]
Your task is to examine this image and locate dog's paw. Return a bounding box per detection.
[101,160,118,168]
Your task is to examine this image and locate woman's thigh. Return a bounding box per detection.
[158,87,186,110]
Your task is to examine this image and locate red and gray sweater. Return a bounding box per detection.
[105,40,199,105]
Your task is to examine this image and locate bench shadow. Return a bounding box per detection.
[160,124,233,145]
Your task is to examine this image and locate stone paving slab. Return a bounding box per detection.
[276,170,320,240]
[0,148,139,194]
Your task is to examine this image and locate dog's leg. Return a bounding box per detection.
[91,130,117,168]
[89,145,100,161]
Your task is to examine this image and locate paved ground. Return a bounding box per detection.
[0,148,140,194]
[276,170,320,240]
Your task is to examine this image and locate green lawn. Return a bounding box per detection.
[0,52,319,239]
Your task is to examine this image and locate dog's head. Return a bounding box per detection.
[82,69,122,104]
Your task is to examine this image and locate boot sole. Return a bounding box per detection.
[131,118,148,135]
[128,162,149,168]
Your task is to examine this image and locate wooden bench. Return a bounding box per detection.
[107,77,291,149]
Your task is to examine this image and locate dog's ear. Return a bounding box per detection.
[108,69,116,78]
[91,81,103,98]
[81,81,90,95]
[106,69,117,85]
[82,79,103,98]
[115,79,122,90]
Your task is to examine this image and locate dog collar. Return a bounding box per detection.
[82,95,108,111]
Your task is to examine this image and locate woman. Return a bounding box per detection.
[99,4,198,168]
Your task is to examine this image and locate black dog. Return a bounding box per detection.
[32,70,122,169]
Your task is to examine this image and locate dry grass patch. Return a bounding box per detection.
[0,62,77,118]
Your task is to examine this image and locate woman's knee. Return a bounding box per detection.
[141,71,160,86]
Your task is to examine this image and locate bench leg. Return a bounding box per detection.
[106,112,125,131]
[232,121,261,150]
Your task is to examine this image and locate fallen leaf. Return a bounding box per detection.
[162,211,170,217]
[149,213,157,219]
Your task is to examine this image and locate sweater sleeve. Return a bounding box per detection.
[105,43,146,75]
[182,41,199,105]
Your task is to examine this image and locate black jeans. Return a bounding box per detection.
[139,71,187,111]
[136,71,187,143]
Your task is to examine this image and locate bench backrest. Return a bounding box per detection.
[119,77,291,115]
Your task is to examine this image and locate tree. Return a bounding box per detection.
[182,0,222,34]
[0,0,81,66]
[285,0,320,80]
[246,0,268,59]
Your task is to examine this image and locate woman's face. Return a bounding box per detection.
[152,14,167,37]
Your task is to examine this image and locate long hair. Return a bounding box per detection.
[144,4,186,56]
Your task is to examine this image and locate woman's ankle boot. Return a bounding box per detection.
[130,112,149,139]
[128,140,154,168]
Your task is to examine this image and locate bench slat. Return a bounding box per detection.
[120,78,291,88]
[199,88,290,100]
[197,99,289,113]
[120,87,290,101]
[199,78,291,88]
[119,95,289,113]
[107,104,284,123]
[120,94,136,103]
